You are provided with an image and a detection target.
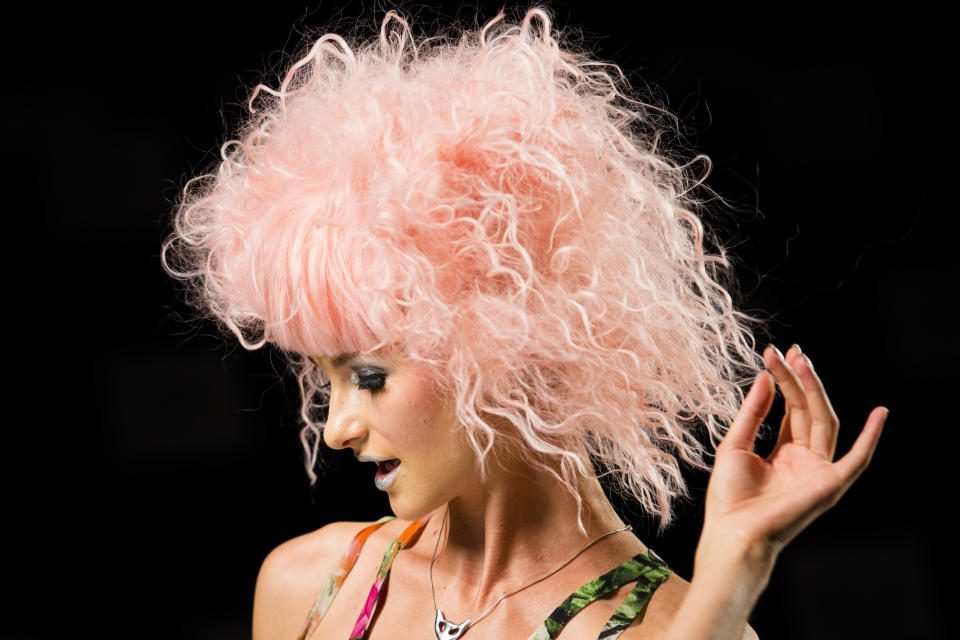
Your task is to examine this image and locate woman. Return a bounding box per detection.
[162,7,887,639]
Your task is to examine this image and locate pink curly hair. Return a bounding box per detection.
[162,5,765,530]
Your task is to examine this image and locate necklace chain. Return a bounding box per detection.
[428,506,632,637]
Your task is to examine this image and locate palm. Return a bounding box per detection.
[702,345,887,554]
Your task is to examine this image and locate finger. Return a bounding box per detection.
[720,371,776,453]
[763,344,812,449]
[765,344,805,459]
[833,406,888,490]
[791,351,841,460]
[768,412,793,461]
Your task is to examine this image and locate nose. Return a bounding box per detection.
[322,392,368,451]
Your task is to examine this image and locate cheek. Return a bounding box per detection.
[380,371,477,474]
[386,374,450,443]
[402,404,460,456]
[385,392,436,445]
[406,403,475,473]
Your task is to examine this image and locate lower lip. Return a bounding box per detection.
[375,462,400,491]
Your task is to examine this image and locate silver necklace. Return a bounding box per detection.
[428,507,632,640]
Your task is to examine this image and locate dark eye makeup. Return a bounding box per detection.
[312,357,387,393]
[352,367,387,391]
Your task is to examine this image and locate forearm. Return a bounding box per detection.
[664,535,777,640]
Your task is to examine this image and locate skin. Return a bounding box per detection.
[310,347,480,522]
[663,344,887,639]
[252,343,886,639]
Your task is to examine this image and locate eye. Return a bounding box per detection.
[351,368,386,391]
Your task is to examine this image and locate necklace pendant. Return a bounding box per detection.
[435,609,470,640]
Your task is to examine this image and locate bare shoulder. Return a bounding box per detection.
[252,520,384,640]
[617,572,690,639]
[618,573,759,640]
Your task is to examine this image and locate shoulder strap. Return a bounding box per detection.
[296,516,395,640]
[348,510,435,640]
[597,549,672,639]
[525,549,672,640]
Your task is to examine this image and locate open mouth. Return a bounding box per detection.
[374,459,401,490]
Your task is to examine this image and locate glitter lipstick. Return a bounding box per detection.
[358,455,401,491]
[374,459,401,490]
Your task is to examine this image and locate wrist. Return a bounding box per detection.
[693,527,779,593]
[666,533,777,640]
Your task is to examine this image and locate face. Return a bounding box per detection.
[312,347,479,520]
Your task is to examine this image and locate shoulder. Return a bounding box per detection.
[252,520,391,640]
[615,571,688,639]
[617,573,759,640]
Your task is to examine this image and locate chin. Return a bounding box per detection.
[387,491,444,522]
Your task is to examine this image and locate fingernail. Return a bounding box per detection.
[767,343,784,359]
[790,343,802,355]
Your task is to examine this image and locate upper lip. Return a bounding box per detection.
[357,455,397,463]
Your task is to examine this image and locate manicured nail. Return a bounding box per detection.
[876,407,890,432]
[790,343,802,355]
[767,344,784,359]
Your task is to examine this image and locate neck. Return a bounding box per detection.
[424,451,632,613]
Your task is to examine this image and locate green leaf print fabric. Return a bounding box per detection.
[526,549,672,640]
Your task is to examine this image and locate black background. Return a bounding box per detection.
[7,1,951,638]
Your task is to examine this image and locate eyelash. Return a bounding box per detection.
[319,369,386,392]
[354,369,386,391]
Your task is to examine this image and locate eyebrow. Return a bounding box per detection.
[309,352,357,369]
[332,352,358,366]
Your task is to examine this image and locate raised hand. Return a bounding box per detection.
[701,344,888,560]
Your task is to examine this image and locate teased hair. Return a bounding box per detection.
[162,5,765,530]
